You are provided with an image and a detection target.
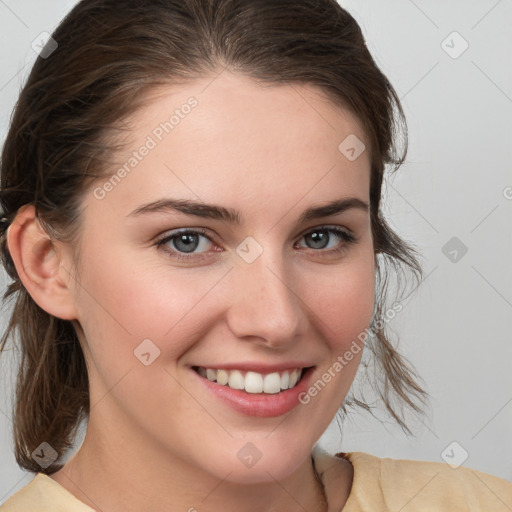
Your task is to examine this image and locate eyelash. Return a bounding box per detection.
[155,226,358,262]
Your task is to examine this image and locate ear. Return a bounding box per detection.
[6,204,79,321]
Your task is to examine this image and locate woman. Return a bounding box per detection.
[0,0,510,510]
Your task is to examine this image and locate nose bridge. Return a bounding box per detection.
[227,239,304,345]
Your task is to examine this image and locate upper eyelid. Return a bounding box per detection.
[157,225,355,248]
[296,224,353,237]
[158,224,352,238]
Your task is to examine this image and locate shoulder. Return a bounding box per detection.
[0,473,94,512]
[344,451,512,511]
[313,448,512,511]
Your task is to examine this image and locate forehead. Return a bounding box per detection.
[93,71,371,217]
[131,70,369,154]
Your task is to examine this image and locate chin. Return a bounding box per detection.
[194,437,312,485]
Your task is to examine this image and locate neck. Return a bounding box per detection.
[50,420,328,512]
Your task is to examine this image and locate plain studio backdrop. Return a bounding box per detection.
[0,0,511,502]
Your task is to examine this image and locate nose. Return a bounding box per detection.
[226,247,306,348]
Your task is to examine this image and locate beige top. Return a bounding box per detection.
[1,451,511,511]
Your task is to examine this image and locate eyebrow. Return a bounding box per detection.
[128,196,369,224]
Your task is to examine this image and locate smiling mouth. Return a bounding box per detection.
[192,366,312,394]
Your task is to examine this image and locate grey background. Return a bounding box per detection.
[1,0,511,502]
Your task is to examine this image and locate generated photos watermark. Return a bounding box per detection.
[298,302,403,405]
[93,97,198,200]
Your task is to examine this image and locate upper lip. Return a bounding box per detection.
[192,362,315,374]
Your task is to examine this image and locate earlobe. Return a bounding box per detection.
[6,204,79,321]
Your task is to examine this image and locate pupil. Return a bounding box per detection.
[174,234,198,253]
[308,230,328,249]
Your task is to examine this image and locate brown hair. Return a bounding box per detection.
[0,0,428,474]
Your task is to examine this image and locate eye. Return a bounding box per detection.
[155,225,357,262]
[295,226,357,253]
[156,228,217,260]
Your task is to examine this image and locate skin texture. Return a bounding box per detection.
[8,70,375,511]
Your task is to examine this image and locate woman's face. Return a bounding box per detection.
[68,71,375,483]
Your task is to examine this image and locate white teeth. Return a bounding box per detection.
[289,369,299,388]
[217,369,229,385]
[263,372,281,394]
[280,371,289,390]
[198,366,305,393]
[245,371,263,393]
[228,370,244,390]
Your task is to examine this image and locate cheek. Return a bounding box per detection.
[302,255,376,349]
[72,247,229,365]
[75,241,375,341]
[294,259,375,411]
[73,236,375,381]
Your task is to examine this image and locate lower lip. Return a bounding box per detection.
[193,367,314,418]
